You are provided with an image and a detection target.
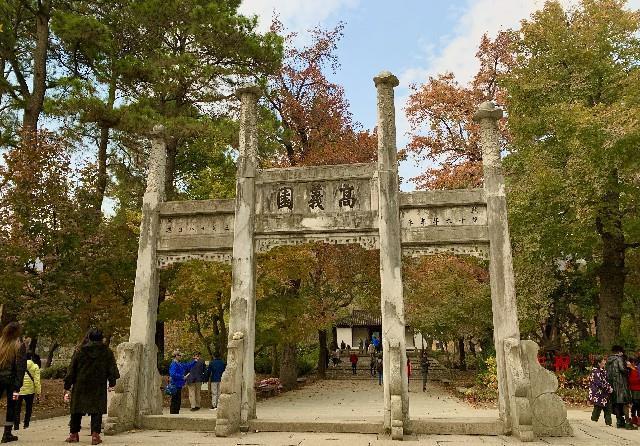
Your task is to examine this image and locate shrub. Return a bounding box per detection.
[158,358,172,376]
[41,363,68,379]
[255,352,272,374]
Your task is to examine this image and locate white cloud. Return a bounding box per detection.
[239,0,360,33]
[396,0,640,189]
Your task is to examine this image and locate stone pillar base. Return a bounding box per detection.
[215,333,245,437]
[105,342,143,436]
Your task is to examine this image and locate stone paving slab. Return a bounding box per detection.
[15,379,638,445]
[9,417,640,445]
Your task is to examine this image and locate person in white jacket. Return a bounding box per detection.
[15,352,40,430]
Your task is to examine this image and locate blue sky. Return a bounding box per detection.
[240,0,640,189]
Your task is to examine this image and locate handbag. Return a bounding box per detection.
[164,378,178,396]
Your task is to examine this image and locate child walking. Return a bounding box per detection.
[589,356,613,426]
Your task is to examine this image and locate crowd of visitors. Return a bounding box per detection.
[589,346,640,430]
[167,350,226,415]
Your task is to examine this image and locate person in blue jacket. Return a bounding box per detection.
[205,352,226,409]
[168,350,195,414]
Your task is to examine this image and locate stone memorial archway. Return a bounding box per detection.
[105,72,572,442]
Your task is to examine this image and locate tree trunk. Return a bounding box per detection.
[596,170,626,349]
[28,337,38,354]
[155,284,166,362]
[22,1,50,132]
[458,337,466,371]
[279,342,298,390]
[44,341,59,368]
[317,329,328,378]
[270,345,279,376]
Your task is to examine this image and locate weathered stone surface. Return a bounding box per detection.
[105,342,142,435]
[504,338,534,442]
[521,340,572,437]
[125,126,166,426]
[216,333,245,437]
[225,86,260,434]
[374,71,409,438]
[474,102,521,433]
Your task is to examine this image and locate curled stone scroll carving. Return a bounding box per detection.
[402,244,489,260]
[157,252,233,268]
[255,233,379,253]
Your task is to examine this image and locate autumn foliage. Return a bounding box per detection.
[265,20,376,167]
[404,33,514,190]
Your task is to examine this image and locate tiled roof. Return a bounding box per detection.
[335,310,382,327]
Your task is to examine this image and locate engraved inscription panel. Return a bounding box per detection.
[400,205,487,229]
[160,214,234,236]
[257,178,374,215]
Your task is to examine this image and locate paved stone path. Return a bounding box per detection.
[11,380,640,445]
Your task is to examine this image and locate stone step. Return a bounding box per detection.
[249,418,382,434]
[139,415,504,436]
[141,413,217,432]
[408,417,505,436]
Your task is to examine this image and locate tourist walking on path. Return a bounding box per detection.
[588,356,613,426]
[14,352,40,431]
[168,350,196,415]
[63,328,119,445]
[606,345,636,429]
[369,353,376,377]
[0,322,26,443]
[376,356,383,386]
[349,352,358,375]
[331,349,340,368]
[185,352,205,411]
[372,336,381,353]
[367,341,375,355]
[205,352,226,410]
[628,351,640,426]
[420,351,430,392]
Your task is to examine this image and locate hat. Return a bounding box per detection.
[172,349,182,357]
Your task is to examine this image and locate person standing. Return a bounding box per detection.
[589,356,613,426]
[629,351,640,426]
[168,350,195,414]
[0,322,26,443]
[420,351,430,392]
[373,336,381,353]
[369,353,377,377]
[349,352,358,375]
[64,328,119,445]
[358,339,363,354]
[407,357,412,390]
[205,352,226,410]
[367,341,375,356]
[606,345,636,429]
[185,352,205,411]
[14,352,40,430]
[376,355,383,386]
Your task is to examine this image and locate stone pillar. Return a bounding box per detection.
[374,71,409,439]
[223,85,260,430]
[110,126,166,430]
[474,102,520,433]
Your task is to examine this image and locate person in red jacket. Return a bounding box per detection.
[630,351,640,426]
[349,352,358,375]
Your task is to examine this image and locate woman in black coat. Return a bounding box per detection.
[0,322,26,443]
[64,328,119,445]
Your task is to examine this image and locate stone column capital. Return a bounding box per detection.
[373,71,400,88]
[473,101,503,122]
[236,85,262,99]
